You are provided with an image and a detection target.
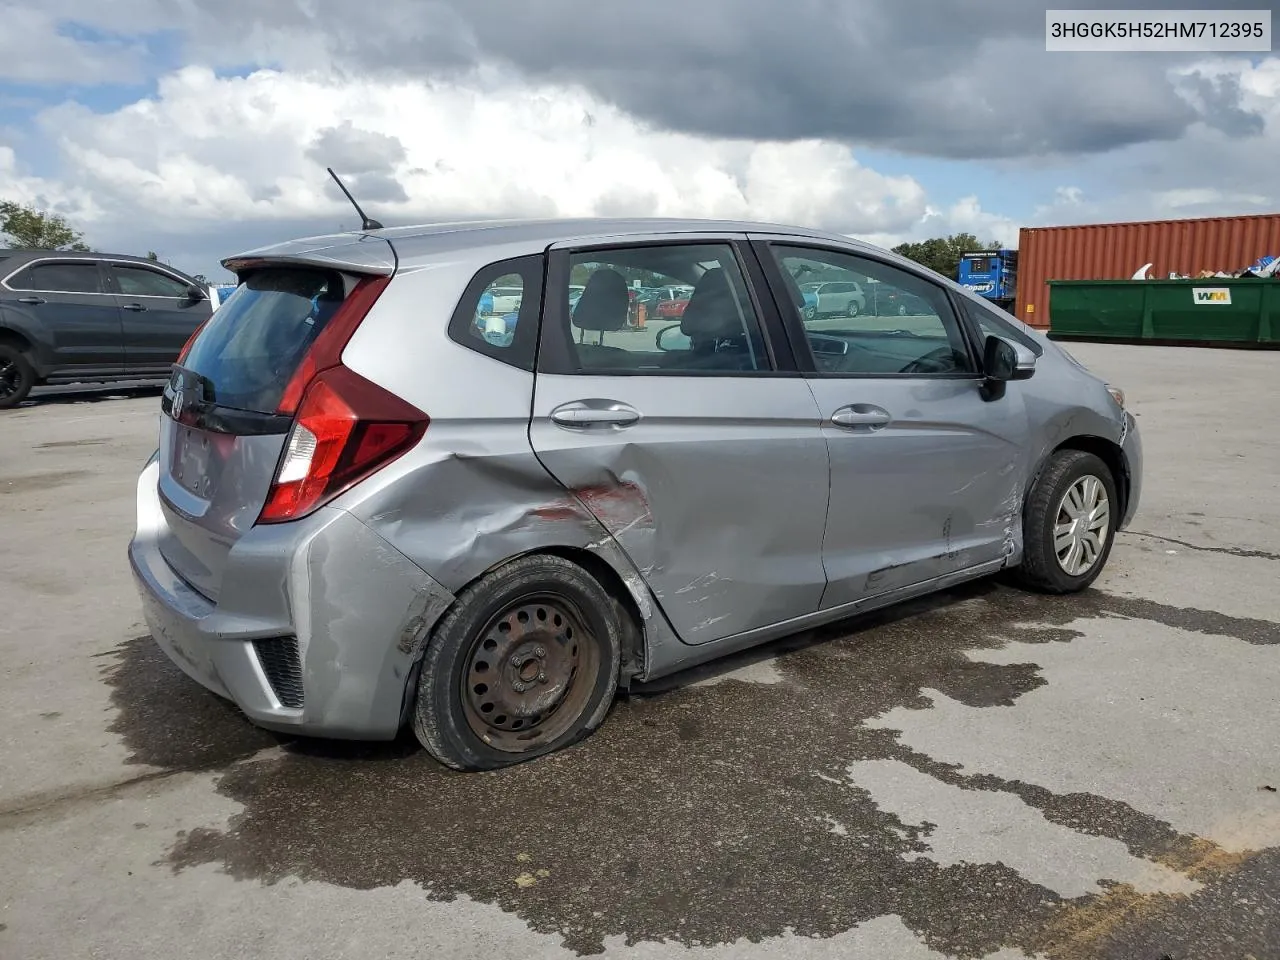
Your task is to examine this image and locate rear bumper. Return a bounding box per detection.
[1119,411,1143,530]
[128,460,456,740]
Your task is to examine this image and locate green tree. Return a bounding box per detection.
[146,250,160,261]
[0,200,90,251]
[891,233,1000,280]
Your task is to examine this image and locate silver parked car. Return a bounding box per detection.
[129,217,1142,771]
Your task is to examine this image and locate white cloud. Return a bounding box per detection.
[5,66,934,272]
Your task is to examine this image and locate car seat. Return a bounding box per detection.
[662,267,757,371]
[572,269,634,369]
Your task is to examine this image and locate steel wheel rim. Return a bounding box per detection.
[1054,475,1110,576]
[461,594,600,753]
[0,358,19,400]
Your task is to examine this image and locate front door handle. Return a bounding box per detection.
[550,400,641,428]
[831,404,891,430]
[16,296,45,305]
[122,303,147,312]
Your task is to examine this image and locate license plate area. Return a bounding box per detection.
[173,425,216,498]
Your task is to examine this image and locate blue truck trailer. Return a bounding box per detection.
[958,249,1018,313]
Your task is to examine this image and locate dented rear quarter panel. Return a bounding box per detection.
[335,246,684,679]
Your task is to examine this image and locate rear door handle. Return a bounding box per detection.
[550,400,641,428]
[831,404,891,430]
[122,303,147,312]
[16,296,45,305]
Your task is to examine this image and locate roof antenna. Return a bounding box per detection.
[326,167,384,231]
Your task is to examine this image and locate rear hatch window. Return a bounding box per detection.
[182,267,347,414]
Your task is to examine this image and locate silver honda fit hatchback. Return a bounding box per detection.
[129,218,1142,770]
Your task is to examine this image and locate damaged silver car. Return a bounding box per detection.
[129,218,1142,770]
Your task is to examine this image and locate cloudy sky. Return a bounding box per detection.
[0,0,1276,279]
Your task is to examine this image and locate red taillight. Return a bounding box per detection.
[257,273,423,524]
[258,365,428,524]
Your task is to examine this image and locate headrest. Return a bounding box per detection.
[680,268,742,340]
[572,269,630,332]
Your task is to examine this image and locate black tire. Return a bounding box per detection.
[412,554,624,771]
[0,345,35,409]
[1012,450,1118,594]
[847,301,860,318]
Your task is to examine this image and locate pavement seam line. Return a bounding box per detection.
[1120,530,1280,562]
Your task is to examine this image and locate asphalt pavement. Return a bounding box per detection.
[1,344,1278,959]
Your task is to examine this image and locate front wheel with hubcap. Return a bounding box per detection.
[412,554,624,770]
[846,301,860,318]
[1012,449,1118,593]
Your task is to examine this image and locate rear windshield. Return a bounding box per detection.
[182,267,347,413]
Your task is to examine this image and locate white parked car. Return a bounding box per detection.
[802,281,867,319]
[490,285,523,314]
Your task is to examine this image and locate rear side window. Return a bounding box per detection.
[182,267,347,413]
[447,254,544,371]
[9,261,104,294]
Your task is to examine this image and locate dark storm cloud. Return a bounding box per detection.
[1175,70,1267,137]
[306,122,410,203]
[352,0,1269,159]
[172,0,1271,160]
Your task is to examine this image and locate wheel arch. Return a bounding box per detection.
[1041,434,1129,525]
[0,325,34,353]
[0,320,52,378]
[426,543,652,693]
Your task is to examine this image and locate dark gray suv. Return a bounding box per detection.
[0,249,214,407]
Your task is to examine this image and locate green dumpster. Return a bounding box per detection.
[1048,278,1277,346]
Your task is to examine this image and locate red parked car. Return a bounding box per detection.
[656,297,690,319]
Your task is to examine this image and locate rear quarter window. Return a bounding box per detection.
[447,254,544,371]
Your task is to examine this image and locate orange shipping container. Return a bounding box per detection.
[1016,213,1280,329]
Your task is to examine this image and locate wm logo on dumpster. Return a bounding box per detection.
[1192,287,1232,305]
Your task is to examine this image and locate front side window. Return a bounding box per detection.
[9,261,104,295]
[557,242,771,374]
[768,244,974,376]
[114,265,191,298]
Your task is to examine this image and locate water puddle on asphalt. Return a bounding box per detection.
[101,581,1280,957]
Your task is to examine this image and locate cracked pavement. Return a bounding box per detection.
[1,343,1278,959]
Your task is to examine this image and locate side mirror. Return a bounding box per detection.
[185,285,207,302]
[982,334,1036,382]
[655,323,690,352]
[980,335,1035,401]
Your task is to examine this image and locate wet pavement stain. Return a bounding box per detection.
[1,470,93,494]
[100,637,285,772]
[1089,848,1280,959]
[102,582,1278,957]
